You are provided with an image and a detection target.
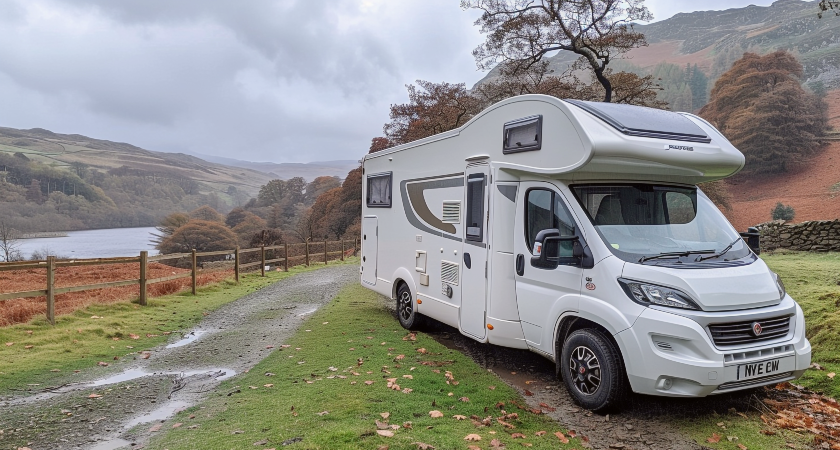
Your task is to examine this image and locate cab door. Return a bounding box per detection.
[459,164,490,340]
[513,182,583,353]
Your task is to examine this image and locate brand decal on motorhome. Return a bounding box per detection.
[665,144,694,151]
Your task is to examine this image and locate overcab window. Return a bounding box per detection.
[366,172,392,208]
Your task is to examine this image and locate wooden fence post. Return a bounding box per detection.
[305,240,310,266]
[341,240,345,262]
[46,256,55,325]
[139,251,148,306]
[284,242,289,272]
[324,240,328,265]
[191,249,197,295]
[234,246,240,284]
[261,246,266,277]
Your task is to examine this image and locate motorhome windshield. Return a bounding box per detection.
[572,184,752,266]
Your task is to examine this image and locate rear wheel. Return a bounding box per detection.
[560,328,627,412]
[396,283,424,330]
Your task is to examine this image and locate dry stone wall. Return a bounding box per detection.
[757,220,840,252]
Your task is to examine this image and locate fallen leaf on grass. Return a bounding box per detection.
[97,362,109,367]
[402,374,413,379]
[429,410,444,418]
[141,353,151,359]
[316,411,329,416]
[24,345,33,349]
[737,444,748,450]
[810,363,823,370]
[459,397,469,402]
[707,433,722,443]
[524,390,533,396]
[263,384,274,388]
[464,434,482,441]
[172,423,182,428]
[88,394,102,398]
[231,430,244,435]
[490,438,506,449]
[535,431,546,436]
[453,415,467,420]
[5,342,13,347]
[538,402,556,412]
[489,385,496,390]
[365,381,374,385]
[828,372,836,380]
[554,432,569,443]
[380,412,390,419]
[412,443,435,450]
[403,332,417,341]
[129,334,140,340]
[511,433,526,439]
[395,355,405,360]
[149,424,162,432]
[376,430,394,437]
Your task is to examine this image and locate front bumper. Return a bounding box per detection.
[615,296,811,397]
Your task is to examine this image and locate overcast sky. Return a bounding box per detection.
[0,0,783,164]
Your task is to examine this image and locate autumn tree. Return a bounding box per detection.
[189,205,224,222]
[26,179,43,204]
[368,137,392,154]
[151,212,190,246]
[383,80,484,146]
[462,0,652,102]
[305,176,341,205]
[225,207,249,228]
[700,51,828,174]
[158,220,238,253]
[231,212,267,246]
[258,179,286,207]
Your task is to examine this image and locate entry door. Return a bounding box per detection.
[513,182,582,353]
[361,216,378,286]
[459,164,490,340]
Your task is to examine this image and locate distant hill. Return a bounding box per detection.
[476,0,840,92]
[0,127,277,197]
[187,153,359,181]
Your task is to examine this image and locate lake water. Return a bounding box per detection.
[16,227,159,259]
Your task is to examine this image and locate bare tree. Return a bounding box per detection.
[0,220,23,262]
[462,0,652,102]
[818,0,839,18]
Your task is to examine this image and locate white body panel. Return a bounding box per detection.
[360,95,810,398]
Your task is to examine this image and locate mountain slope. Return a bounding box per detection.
[0,127,278,196]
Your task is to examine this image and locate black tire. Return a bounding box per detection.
[396,283,424,330]
[559,328,628,413]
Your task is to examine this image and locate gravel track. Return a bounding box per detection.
[0,265,358,450]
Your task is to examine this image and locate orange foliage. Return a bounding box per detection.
[0,262,232,326]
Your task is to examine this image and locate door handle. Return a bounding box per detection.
[464,252,471,269]
[515,254,524,276]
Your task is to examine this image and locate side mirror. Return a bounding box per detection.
[531,229,583,270]
[739,226,761,255]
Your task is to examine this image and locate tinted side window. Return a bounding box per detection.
[526,189,578,259]
[465,173,486,241]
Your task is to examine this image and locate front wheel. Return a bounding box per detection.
[396,283,424,330]
[560,329,628,412]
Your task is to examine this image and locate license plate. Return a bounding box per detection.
[737,358,782,380]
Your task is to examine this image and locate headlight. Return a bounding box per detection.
[617,278,700,310]
[774,272,786,300]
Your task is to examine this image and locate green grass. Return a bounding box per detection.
[0,261,355,393]
[149,284,580,450]
[681,251,840,449]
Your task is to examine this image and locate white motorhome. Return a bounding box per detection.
[359,95,811,411]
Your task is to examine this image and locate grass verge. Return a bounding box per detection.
[681,251,840,449]
[0,260,356,393]
[149,284,581,450]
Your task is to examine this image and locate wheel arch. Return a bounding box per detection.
[391,267,417,300]
[553,314,628,380]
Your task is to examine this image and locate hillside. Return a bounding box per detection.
[477,0,840,94]
[188,153,359,181]
[723,89,840,231]
[0,127,276,197]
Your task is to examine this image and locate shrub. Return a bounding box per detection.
[771,202,796,221]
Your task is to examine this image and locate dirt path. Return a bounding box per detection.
[0,265,359,450]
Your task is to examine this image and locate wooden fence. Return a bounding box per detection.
[0,239,358,325]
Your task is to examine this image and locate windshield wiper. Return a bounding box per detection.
[638,249,715,263]
[698,237,742,261]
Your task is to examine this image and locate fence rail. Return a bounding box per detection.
[0,238,359,325]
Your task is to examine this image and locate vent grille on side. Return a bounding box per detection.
[441,260,459,286]
[442,201,461,224]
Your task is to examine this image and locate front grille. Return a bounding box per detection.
[708,316,791,347]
